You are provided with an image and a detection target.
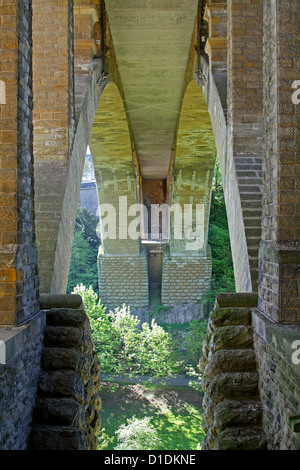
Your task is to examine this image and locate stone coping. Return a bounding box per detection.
[0,294,84,365]
[39,294,83,310]
[0,313,45,365]
[215,292,258,308]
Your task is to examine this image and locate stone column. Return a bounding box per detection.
[0,0,39,325]
[226,0,264,293]
[90,82,149,311]
[32,0,75,294]
[258,0,300,323]
[161,81,214,311]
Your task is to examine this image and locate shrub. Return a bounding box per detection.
[114,416,162,450]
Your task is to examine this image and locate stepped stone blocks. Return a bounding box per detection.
[73,0,100,121]
[161,251,212,308]
[204,1,227,76]
[97,251,149,311]
[29,294,101,451]
[200,293,268,450]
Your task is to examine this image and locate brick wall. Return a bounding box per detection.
[32,0,74,294]
[97,251,149,310]
[161,252,212,306]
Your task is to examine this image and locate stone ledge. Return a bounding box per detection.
[0,312,45,365]
[215,292,258,308]
[40,294,83,310]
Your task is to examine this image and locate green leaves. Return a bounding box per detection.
[208,158,235,298]
[114,416,162,450]
[73,285,178,384]
[67,205,100,294]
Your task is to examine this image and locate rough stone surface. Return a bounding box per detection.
[161,253,212,307]
[258,0,300,323]
[29,301,101,451]
[252,309,300,450]
[0,0,300,453]
[0,315,45,449]
[200,297,267,450]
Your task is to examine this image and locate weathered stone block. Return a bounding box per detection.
[38,371,88,406]
[210,325,254,352]
[212,400,263,434]
[30,425,88,451]
[209,307,252,328]
[206,371,259,403]
[213,427,267,451]
[44,325,84,349]
[202,349,257,383]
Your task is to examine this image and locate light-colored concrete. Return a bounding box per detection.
[105,0,199,179]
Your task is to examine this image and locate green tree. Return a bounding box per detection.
[208,159,235,302]
[75,206,100,248]
[67,231,99,293]
[72,285,178,385]
[72,284,119,375]
[184,319,208,367]
[138,320,180,384]
[73,284,177,384]
[67,205,100,293]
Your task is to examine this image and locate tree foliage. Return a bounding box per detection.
[208,159,235,300]
[184,319,208,367]
[114,416,162,451]
[67,206,100,293]
[72,285,179,384]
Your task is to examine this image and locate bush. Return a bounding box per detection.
[114,416,162,450]
[184,319,208,367]
[72,285,179,384]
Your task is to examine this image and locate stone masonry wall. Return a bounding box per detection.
[258,0,300,323]
[226,0,264,294]
[16,0,40,324]
[252,309,300,449]
[0,314,45,449]
[161,251,212,307]
[98,251,149,310]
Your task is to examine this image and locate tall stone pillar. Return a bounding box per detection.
[258,0,300,323]
[90,82,149,311]
[0,0,39,325]
[161,81,214,311]
[226,0,264,293]
[32,0,75,294]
